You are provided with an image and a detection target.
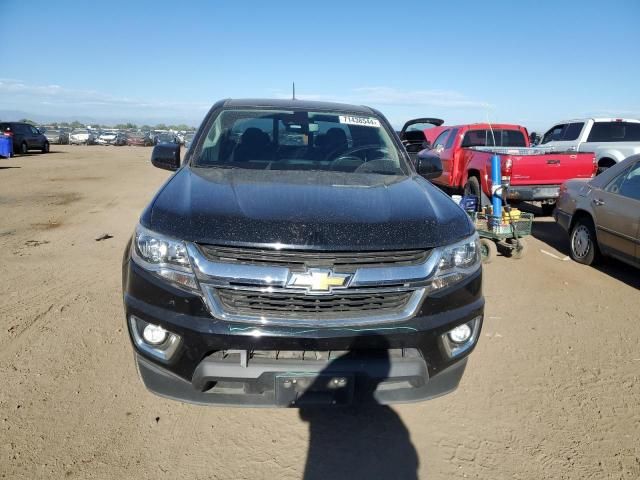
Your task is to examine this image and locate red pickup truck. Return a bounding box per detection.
[401,121,597,215]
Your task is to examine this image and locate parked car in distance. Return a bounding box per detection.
[122,98,484,407]
[540,118,640,174]
[0,122,50,154]
[97,131,127,146]
[127,132,153,146]
[155,132,178,145]
[408,120,597,215]
[555,154,640,268]
[69,128,95,145]
[41,126,64,145]
[183,132,195,149]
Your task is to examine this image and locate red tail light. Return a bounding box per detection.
[502,157,513,175]
[591,155,598,177]
[3,131,13,137]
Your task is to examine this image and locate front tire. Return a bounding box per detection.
[20,142,28,155]
[41,142,50,153]
[570,217,599,265]
[464,176,484,210]
[479,238,497,264]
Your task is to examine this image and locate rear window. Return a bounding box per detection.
[587,121,640,142]
[461,129,526,147]
[563,122,584,141]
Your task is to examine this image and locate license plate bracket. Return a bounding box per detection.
[275,373,354,407]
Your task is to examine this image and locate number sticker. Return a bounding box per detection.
[339,115,381,128]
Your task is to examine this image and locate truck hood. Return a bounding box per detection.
[144,167,473,250]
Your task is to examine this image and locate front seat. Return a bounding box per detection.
[323,128,348,159]
[234,127,272,163]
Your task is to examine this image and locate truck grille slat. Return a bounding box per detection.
[198,245,429,270]
[216,289,413,319]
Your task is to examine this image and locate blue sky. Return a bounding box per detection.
[1,0,639,131]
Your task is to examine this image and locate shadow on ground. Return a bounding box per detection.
[532,217,640,290]
[298,335,419,480]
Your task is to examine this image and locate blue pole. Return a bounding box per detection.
[491,154,502,219]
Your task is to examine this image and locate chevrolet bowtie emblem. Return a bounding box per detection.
[288,270,351,293]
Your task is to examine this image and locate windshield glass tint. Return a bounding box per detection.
[587,122,640,142]
[462,129,527,147]
[193,109,405,175]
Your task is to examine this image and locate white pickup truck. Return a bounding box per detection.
[539,118,640,173]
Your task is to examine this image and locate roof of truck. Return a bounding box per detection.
[223,98,376,114]
[445,123,526,130]
[557,117,640,124]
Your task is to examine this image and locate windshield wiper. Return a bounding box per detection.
[194,164,240,169]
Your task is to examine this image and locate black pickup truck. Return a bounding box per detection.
[122,99,484,407]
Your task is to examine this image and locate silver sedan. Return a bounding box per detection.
[555,154,640,268]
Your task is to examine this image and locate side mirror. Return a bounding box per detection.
[151,143,181,171]
[415,150,443,179]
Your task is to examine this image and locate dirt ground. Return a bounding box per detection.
[1,145,639,479]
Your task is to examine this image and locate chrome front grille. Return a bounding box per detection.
[198,244,430,270]
[216,288,413,320]
[187,243,440,327]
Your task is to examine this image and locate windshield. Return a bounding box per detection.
[72,129,88,134]
[192,108,406,175]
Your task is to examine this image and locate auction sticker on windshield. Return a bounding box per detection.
[339,115,381,128]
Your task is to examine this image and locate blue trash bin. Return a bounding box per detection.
[0,136,13,158]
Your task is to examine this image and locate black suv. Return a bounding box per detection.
[122,99,484,407]
[0,122,50,155]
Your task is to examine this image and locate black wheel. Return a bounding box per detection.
[464,176,484,210]
[506,238,527,259]
[479,238,497,264]
[20,142,28,155]
[569,217,599,265]
[464,176,481,197]
[41,142,50,153]
[540,203,555,216]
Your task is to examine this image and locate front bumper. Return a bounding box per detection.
[507,184,560,201]
[123,259,483,406]
[136,349,468,407]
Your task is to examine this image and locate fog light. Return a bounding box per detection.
[440,316,482,359]
[142,323,168,345]
[128,315,181,362]
[448,324,472,344]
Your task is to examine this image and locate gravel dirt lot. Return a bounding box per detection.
[1,145,639,479]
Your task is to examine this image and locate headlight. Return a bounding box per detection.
[131,224,199,291]
[430,233,481,291]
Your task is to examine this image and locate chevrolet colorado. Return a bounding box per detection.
[122,99,484,406]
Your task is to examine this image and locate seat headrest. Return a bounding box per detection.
[240,127,269,147]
